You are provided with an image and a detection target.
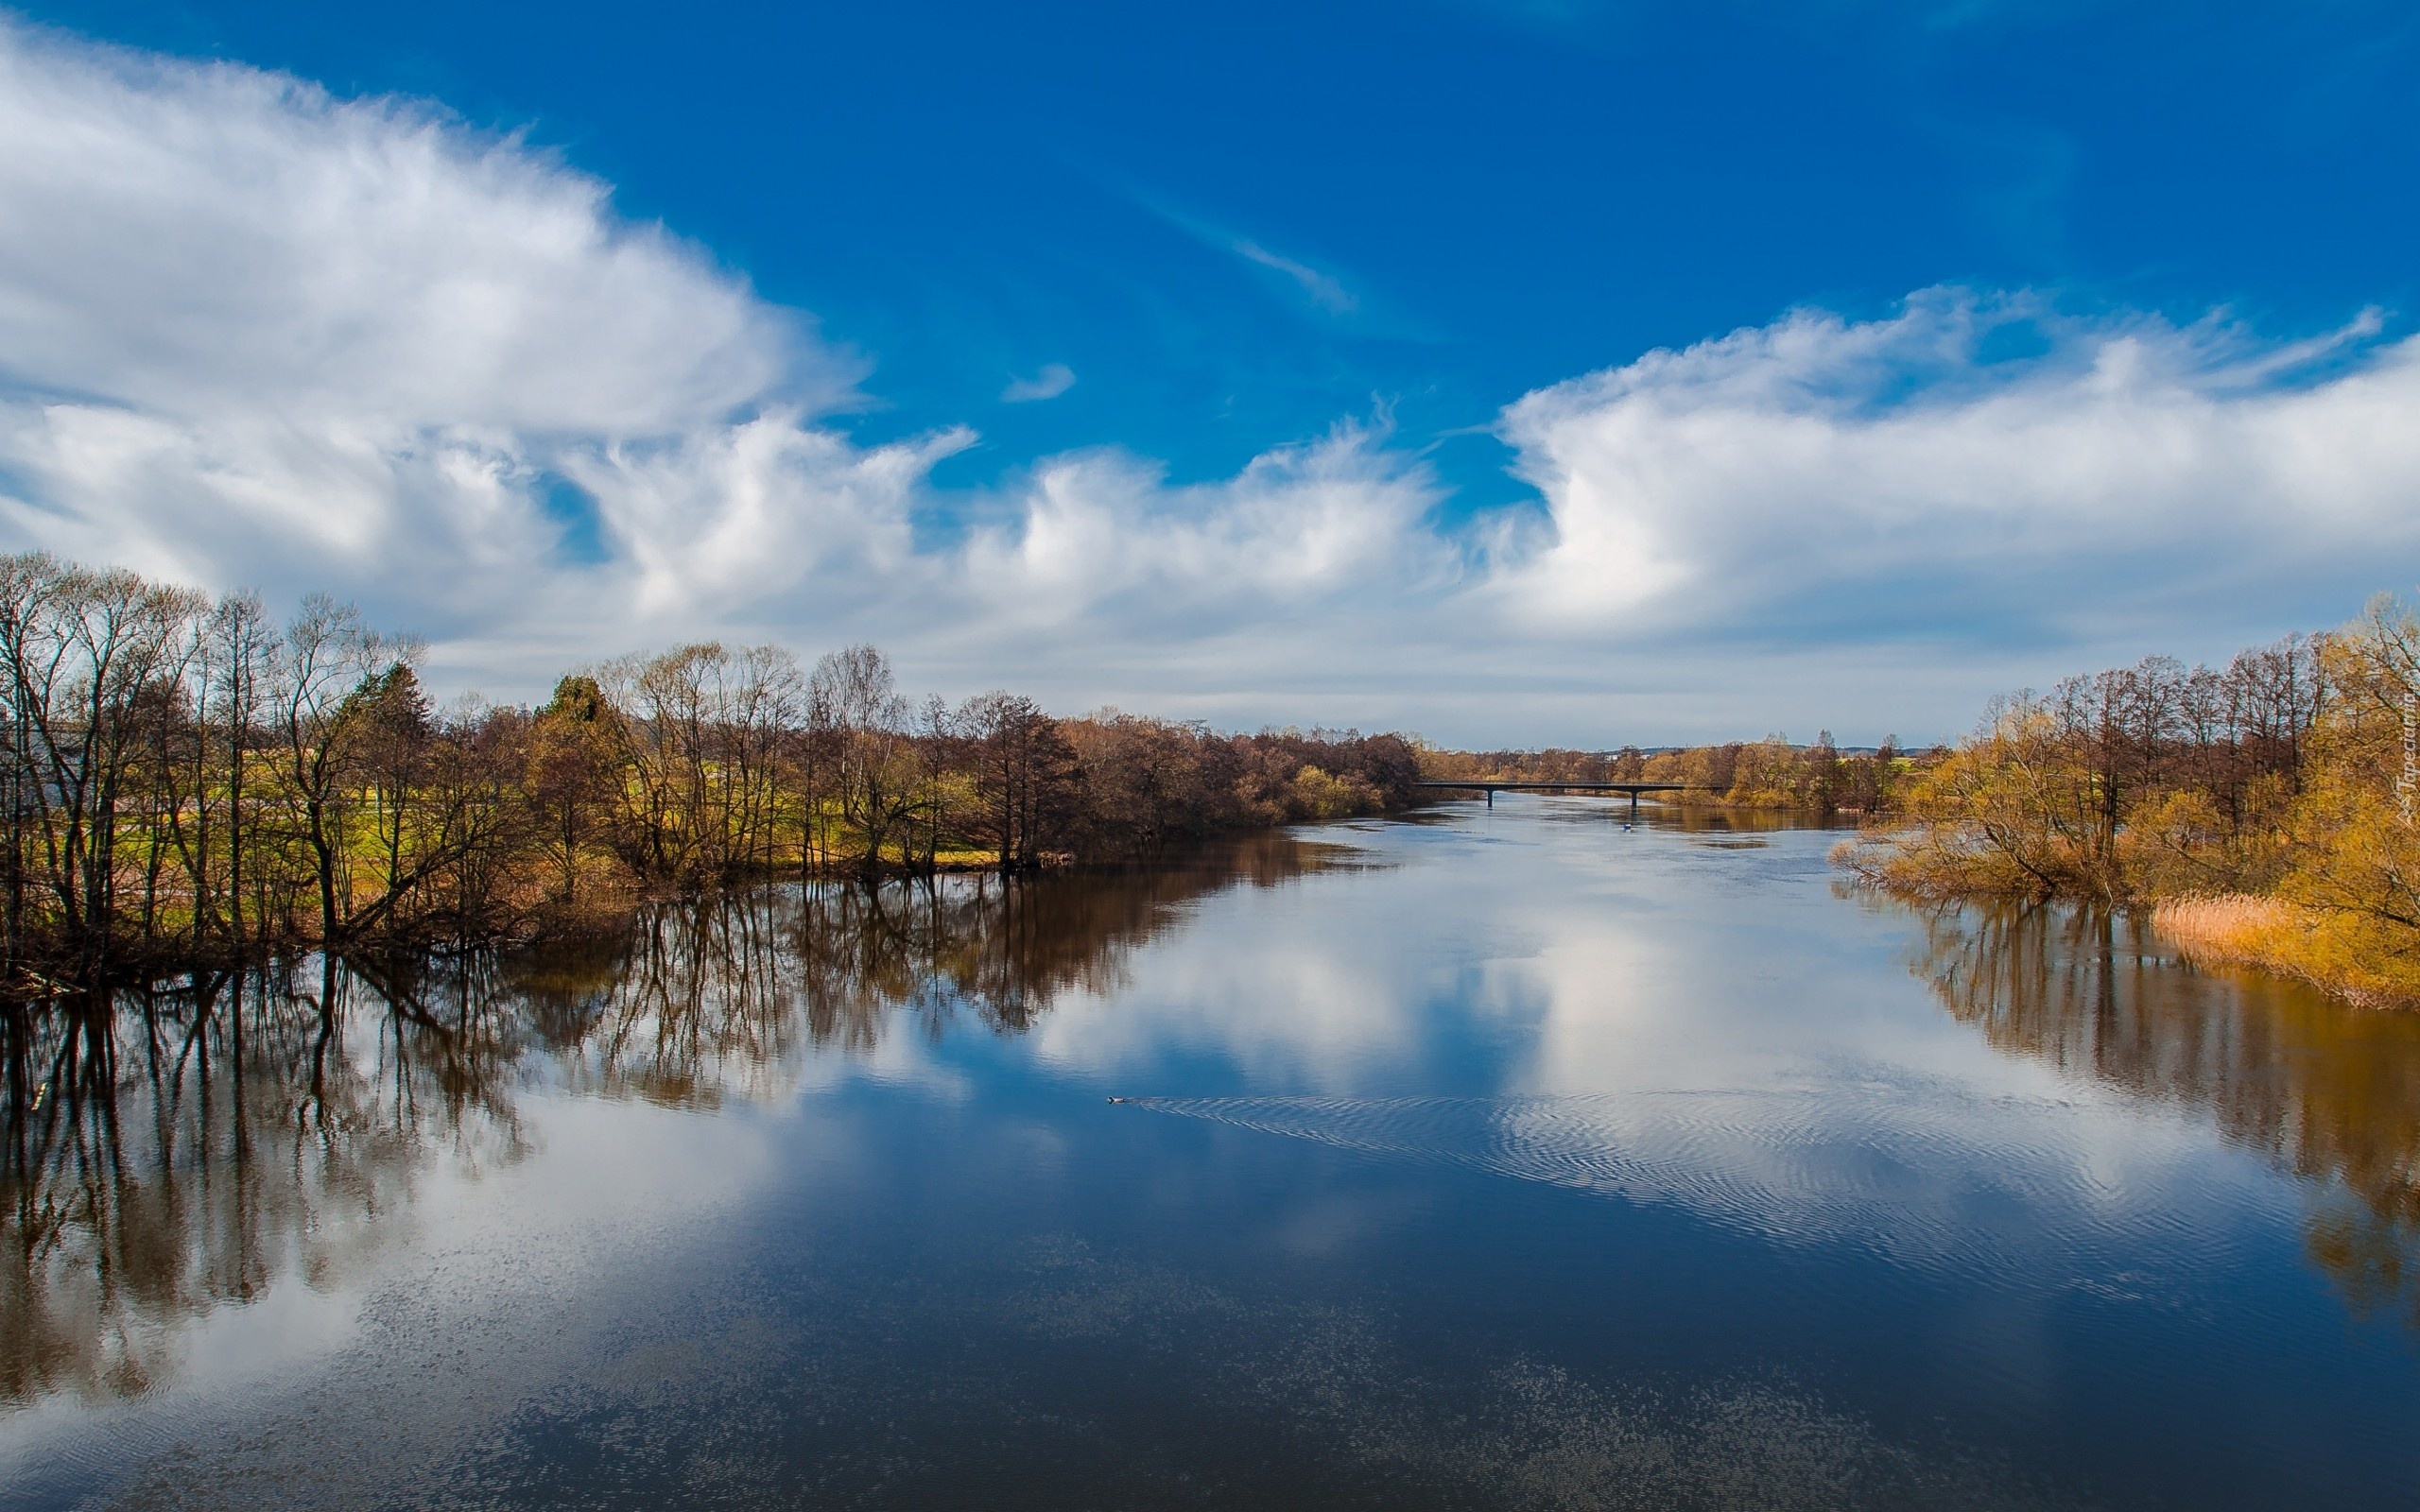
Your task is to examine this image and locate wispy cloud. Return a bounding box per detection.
[1231,239,1357,314]
[1001,363,1076,403]
[1127,192,1363,318]
[2,21,2416,743]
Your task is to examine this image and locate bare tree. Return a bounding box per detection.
[960,692,1078,871]
[268,595,406,945]
[813,645,916,875]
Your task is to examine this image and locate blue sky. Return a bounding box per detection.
[0,2,2415,742]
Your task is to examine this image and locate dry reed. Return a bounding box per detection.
[2152,894,2420,1011]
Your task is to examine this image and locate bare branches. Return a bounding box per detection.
[0,554,1431,994]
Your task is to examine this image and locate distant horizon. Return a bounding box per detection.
[1,4,2412,747]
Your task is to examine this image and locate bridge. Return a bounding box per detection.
[1415,780,1697,818]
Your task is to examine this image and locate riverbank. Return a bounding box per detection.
[2148,895,2420,1011]
[1831,595,2420,1011]
[0,550,1427,996]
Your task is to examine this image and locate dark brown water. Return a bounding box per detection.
[5,799,2418,1509]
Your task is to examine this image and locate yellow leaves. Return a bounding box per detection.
[1853,717,2121,902]
[1288,765,1380,822]
[1846,595,2420,1008]
[2116,789,2240,896]
[1720,736,1800,807]
[2277,785,2420,930]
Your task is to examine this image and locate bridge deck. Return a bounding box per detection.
[1414,781,1694,793]
[1414,780,1703,811]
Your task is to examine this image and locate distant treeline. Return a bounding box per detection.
[1840,601,2420,1008]
[1421,734,1925,813]
[0,553,1422,989]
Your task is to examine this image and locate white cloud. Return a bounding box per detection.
[959,421,1453,632]
[0,18,865,642]
[1494,290,2420,650]
[1001,363,1076,403]
[3,21,2419,742]
[0,21,1450,696]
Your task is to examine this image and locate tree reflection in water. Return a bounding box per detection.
[1910,902,2420,1329]
[0,833,1342,1407]
[0,955,530,1405]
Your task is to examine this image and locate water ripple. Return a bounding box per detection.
[1124,1087,2227,1291]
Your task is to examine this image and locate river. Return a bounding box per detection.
[5,799,2417,1509]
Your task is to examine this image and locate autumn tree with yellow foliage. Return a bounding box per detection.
[1841,598,2420,1007]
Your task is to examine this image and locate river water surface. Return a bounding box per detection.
[5,799,2419,1509]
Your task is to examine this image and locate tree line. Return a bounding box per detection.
[1420,733,1922,814]
[0,553,1423,990]
[1841,600,2420,1007]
